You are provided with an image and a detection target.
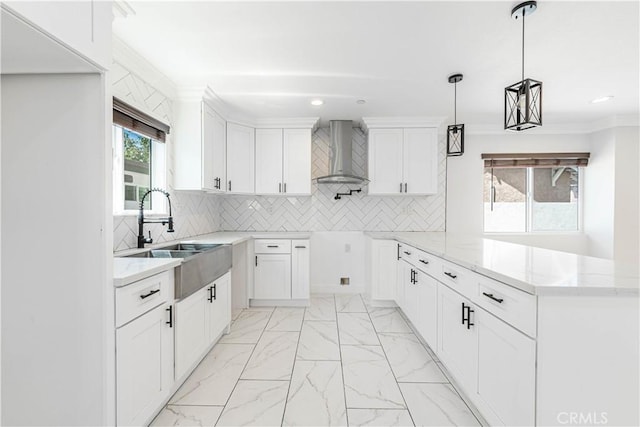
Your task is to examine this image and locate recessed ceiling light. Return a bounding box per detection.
[356,99,366,104]
[310,99,324,106]
[591,96,614,104]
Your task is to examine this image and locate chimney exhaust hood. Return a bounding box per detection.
[314,120,369,185]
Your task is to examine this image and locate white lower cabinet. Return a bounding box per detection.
[437,283,478,392]
[116,302,174,426]
[370,239,398,301]
[253,239,310,302]
[175,271,232,380]
[476,309,536,426]
[414,269,438,350]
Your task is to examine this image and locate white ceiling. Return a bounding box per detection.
[113,1,639,128]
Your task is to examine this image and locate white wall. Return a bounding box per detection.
[310,232,366,293]
[613,127,639,263]
[446,131,591,254]
[584,128,616,258]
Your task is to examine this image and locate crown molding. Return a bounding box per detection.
[253,117,320,131]
[361,116,447,132]
[112,35,177,101]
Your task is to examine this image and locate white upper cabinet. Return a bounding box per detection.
[365,123,439,195]
[367,129,404,194]
[226,122,255,194]
[255,129,284,194]
[2,0,111,70]
[255,128,312,195]
[174,99,226,192]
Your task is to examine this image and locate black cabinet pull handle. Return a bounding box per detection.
[444,272,457,279]
[410,269,414,284]
[208,286,214,303]
[140,289,160,299]
[295,245,306,249]
[419,259,429,265]
[213,283,217,300]
[267,245,279,248]
[404,183,408,193]
[482,292,504,303]
[284,183,287,193]
[279,183,282,193]
[403,251,411,256]
[466,307,475,329]
[228,180,232,191]
[397,244,400,260]
[166,305,173,328]
[400,183,403,193]
[461,302,466,325]
[255,255,258,266]
[414,270,418,284]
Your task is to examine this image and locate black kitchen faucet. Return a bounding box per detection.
[137,188,174,248]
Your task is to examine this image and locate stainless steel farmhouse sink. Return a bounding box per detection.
[123,242,232,300]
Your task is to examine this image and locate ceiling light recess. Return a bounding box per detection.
[505,0,542,132]
[591,96,614,104]
[447,73,465,157]
[311,99,324,106]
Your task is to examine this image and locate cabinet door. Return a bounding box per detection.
[175,288,209,380]
[396,260,413,314]
[291,240,310,299]
[255,254,291,300]
[371,240,398,300]
[209,272,231,342]
[255,129,284,194]
[226,122,255,194]
[404,266,419,326]
[403,128,438,195]
[437,283,478,392]
[416,272,438,351]
[203,104,226,192]
[368,129,404,195]
[116,303,174,426]
[395,258,406,310]
[476,309,536,426]
[283,129,312,195]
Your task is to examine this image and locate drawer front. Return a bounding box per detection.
[398,243,417,264]
[472,274,537,338]
[414,248,441,279]
[439,260,476,300]
[254,239,291,254]
[116,270,173,327]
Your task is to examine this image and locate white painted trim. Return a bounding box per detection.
[311,284,365,294]
[249,299,310,307]
[254,117,320,130]
[362,116,447,131]
[112,35,177,101]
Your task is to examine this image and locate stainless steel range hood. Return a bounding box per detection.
[314,120,369,185]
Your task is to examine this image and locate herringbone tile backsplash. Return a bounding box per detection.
[220,127,446,232]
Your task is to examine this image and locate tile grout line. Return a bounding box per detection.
[279,305,306,426]
[215,307,277,426]
[362,298,416,427]
[333,294,350,427]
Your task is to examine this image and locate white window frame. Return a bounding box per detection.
[112,124,168,216]
[483,166,583,235]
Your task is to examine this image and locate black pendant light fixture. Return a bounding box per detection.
[447,73,464,156]
[504,1,542,131]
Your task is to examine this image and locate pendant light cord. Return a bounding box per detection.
[522,8,525,82]
[454,81,457,124]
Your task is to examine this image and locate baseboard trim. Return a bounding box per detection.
[250,299,310,307]
[311,284,365,294]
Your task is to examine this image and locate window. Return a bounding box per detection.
[482,153,588,233]
[112,98,170,215]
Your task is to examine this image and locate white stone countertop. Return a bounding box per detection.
[366,232,639,296]
[113,257,181,287]
[113,231,312,287]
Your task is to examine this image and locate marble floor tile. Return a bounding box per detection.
[369,308,412,333]
[265,307,305,332]
[341,345,405,409]
[241,331,299,380]
[335,294,367,313]
[337,313,379,345]
[170,344,253,406]
[378,333,447,383]
[347,409,414,427]
[399,383,480,426]
[215,380,289,427]
[283,361,347,426]
[219,310,272,344]
[306,295,337,321]
[296,321,341,361]
[231,308,244,321]
[244,306,276,312]
[151,405,223,427]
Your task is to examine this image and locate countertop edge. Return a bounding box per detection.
[113,258,182,287]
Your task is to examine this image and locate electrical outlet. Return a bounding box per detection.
[345,244,351,253]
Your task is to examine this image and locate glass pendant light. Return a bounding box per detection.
[504,1,542,131]
[447,73,464,156]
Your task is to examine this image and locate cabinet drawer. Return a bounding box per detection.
[472,274,537,338]
[414,248,441,278]
[439,260,476,300]
[398,243,417,264]
[116,270,173,328]
[254,239,291,254]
